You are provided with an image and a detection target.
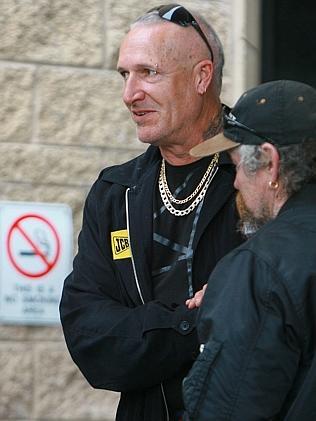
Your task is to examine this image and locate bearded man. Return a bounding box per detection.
[184,80,316,421]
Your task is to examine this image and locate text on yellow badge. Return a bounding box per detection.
[111,229,131,260]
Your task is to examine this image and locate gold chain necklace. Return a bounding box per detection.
[159,153,219,217]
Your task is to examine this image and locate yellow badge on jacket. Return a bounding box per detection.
[111,229,131,260]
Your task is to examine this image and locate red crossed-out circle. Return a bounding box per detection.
[7,214,60,278]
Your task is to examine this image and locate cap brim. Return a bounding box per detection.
[190,132,240,157]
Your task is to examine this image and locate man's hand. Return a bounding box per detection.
[185,284,208,309]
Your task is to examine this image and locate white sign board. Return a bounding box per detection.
[0,201,73,325]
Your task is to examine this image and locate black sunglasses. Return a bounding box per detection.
[148,4,214,62]
[223,105,276,145]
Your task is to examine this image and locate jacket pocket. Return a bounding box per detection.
[183,338,222,419]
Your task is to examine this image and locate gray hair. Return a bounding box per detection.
[132,8,225,95]
[239,140,316,196]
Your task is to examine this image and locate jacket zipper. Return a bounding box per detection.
[125,188,170,421]
[125,188,145,304]
[161,384,170,421]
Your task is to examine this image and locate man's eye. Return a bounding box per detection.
[146,69,158,77]
[120,71,129,81]
[235,161,243,171]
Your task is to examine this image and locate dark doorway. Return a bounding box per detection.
[261,0,316,87]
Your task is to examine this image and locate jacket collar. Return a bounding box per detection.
[100,144,234,187]
[279,182,316,215]
[101,145,161,187]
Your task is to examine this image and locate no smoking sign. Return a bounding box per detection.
[7,214,61,278]
[0,202,73,325]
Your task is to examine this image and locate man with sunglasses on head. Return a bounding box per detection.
[184,80,316,420]
[60,4,242,420]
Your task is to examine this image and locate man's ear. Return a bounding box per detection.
[261,142,280,181]
[195,59,214,94]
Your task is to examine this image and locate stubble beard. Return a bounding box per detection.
[236,191,272,238]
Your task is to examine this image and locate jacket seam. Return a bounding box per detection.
[227,305,270,419]
[235,247,306,337]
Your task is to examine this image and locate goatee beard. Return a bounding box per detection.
[236,192,272,238]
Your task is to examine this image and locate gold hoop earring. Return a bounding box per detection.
[269,180,279,189]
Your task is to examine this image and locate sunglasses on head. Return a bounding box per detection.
[147,4,214,62]
[223,105,276,145]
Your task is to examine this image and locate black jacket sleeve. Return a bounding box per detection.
[183,250,302,420]
[60,183,199,392]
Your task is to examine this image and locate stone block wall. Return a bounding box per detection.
[0,0,234,419]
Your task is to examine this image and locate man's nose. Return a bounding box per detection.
[233,175,239,190]
[122,75,145,106]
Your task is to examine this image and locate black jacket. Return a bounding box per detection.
[60,145,242,420]
[183,183,316,421]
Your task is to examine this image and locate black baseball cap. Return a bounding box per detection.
[191,80,316,157]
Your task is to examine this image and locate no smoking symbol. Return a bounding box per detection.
[7,214,61,278]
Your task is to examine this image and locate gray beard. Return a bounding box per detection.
[237,220,263,238]
[236,192,272,239]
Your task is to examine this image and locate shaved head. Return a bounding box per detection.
[127,20,209,69]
